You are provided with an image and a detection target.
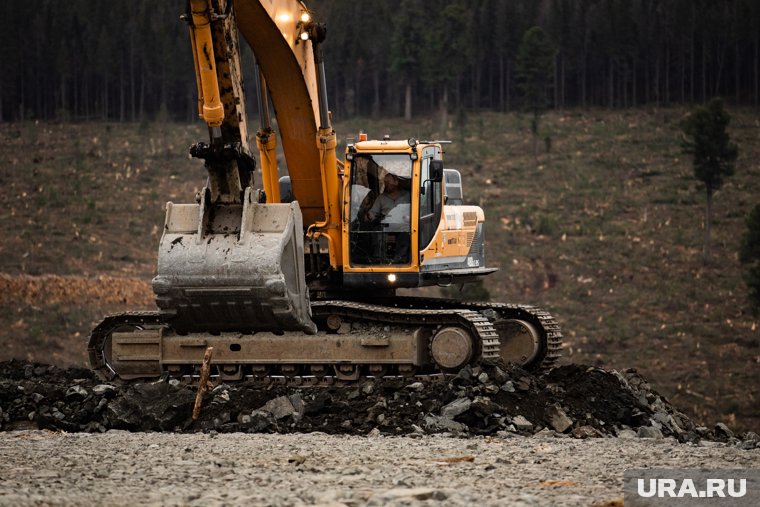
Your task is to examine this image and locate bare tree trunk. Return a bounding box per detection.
[690,23,695,102]
[703,188,713,263]
[499,56,504,112]
[404,81,412,121]
[608,57,614,108]
[439,83,449,133]
[120,58,125,122]
[130,34,136,121]
[702,36,708,102]
[560,54,565,108]
[735,42,741,101]
[506,58,511,112]
[632,57,638,107]
[139,63,145,122]
[665,45,670,105]
[372,67,380,118]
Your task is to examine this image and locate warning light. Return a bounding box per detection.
[358,131,368,142]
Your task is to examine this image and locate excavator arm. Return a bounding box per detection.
[149,0,348,336]
[187,0,341,250]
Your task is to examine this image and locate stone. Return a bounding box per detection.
[545,404,573,433]
[91,384,117,396]
[367,427,381,438]
[515,377,531,391]
[288,394,304,416]
[238,410,276,432]
[616,428,638,439]
[572,425,603,439]
[405,382,424,391]
[261,396,296,420]
[471,397,500,417]
[511,415,533,432]
[457,365,474,380]
[500,381,516,393]
[65,385,88,400]
[424,414,467,433]
[477,372,489,384]
[637,426,664,439]
[714,422,734,439]
[489,365,509,384]
[441,398,472,419]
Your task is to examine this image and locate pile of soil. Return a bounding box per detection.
[1,359,758,447]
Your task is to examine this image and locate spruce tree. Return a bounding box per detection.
[516,26,556,155]
[680,98,739,262]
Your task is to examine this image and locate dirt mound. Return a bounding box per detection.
[1,359,758,447]
[0,274,153,307]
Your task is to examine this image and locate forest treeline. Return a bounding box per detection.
[1,0,759,123]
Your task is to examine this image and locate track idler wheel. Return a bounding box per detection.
[430,327,474,370]
[496,319,541,366]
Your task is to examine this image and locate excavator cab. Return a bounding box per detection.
[347,152,413,266]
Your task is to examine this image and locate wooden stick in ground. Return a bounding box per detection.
[192,346,214,421]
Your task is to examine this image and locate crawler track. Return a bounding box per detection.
[88,298,562,382]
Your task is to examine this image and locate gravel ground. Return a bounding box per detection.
[0,430,758,507]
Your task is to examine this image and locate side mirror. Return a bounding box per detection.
[429,160,444,182]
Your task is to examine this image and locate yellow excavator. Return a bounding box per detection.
[88,0,562,382]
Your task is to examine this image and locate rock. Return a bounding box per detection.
[637,426,664,439]
[106,382,196,431]
[714,422,734,439]
[616,428,638,439]
[515,377,531,391]
[405,382,425,391]
[489,365,509,385]
[457,365,474,380]
[91,384,117,396]
[500,381,516,393]
[65,385,88,400]
[424,415,467,433]
[546,404,573,433]
[238,410,276,432]
[477,372,489,384]
[261,396,296,420]
[288,394,304,416]
[471,397,500,417]
[572,425,603,439]
[441,398,472,419]
[367,427,381,437]
[511,415,533,432]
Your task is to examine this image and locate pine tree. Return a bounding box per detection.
[680,97,739,262]
[516,26,556,155]
[740,204,760,312]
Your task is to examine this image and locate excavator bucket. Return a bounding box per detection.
[151,188,316,335]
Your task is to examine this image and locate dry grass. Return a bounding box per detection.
[1,108,758,431]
